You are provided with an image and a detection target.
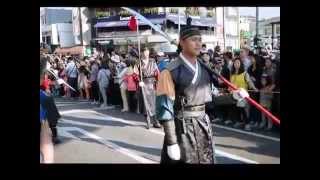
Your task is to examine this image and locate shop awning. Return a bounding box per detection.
[54,46,84,55]
[94,18,165,28]
[166,14,216,27]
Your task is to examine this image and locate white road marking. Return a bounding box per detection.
[60,109,143,126]
[213,124,280,142]
[215,149,258,164]
[92,106,116,110]
[59,108,278,164]
[60,109,280,142]
[60,109,95,115]
[57,126,157,164]
[58,127,81,140]
[60,119,101,128]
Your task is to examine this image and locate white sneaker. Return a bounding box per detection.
[233,122,244,128]
[100,104,106,108]
[224,120,233,125]
[266,121,273,131]
[259,122,266,129]
[212,118,222,123]
[244,124,252,131]
[121,109,129,112]
[105,105,115,109]
[265,126,273,131]
[251,122,259,128]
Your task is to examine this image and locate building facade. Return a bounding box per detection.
[258,16,280,48]
[40,8,75,49]
[240,15,256,47]
[92,7,218,53]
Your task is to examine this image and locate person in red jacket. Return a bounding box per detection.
[40,73,51,94]
[123,60,139,112]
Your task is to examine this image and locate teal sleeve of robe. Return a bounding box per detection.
[156,95,174,121]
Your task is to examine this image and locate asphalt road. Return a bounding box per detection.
[53,98,280,164]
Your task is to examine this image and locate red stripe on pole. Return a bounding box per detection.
[219,76,280,125]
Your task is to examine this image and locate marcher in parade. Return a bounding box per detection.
[156,27,222,164]
[135,46,161,128]
[40,55,54,163]
[156,52,170,72]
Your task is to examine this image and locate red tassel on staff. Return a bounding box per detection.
[128,16,137,31]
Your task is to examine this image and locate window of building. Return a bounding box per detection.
[276,25,280,34]
[41,16,46,25]
[227,7,237,17]
[226,21,238,36]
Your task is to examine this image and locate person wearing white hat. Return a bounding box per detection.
[111,50,120,63]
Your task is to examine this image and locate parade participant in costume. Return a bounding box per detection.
[156,52,170,72]
[40,55,54,163]
[135,46,161,128]
[156,27,220,164]
[40,61,62,144]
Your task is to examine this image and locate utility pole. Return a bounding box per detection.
[256,7,259,47]
[223,7,226,50]
[178,7,181,36]
[78,7,84,46]
[237,8,240,49]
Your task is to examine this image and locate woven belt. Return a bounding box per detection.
[177,110,205,119]
[143,76,156,79]
[184,104,205,111]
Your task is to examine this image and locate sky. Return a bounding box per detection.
[239,7,280,20]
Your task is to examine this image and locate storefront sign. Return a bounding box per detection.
[98,30,152,38]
